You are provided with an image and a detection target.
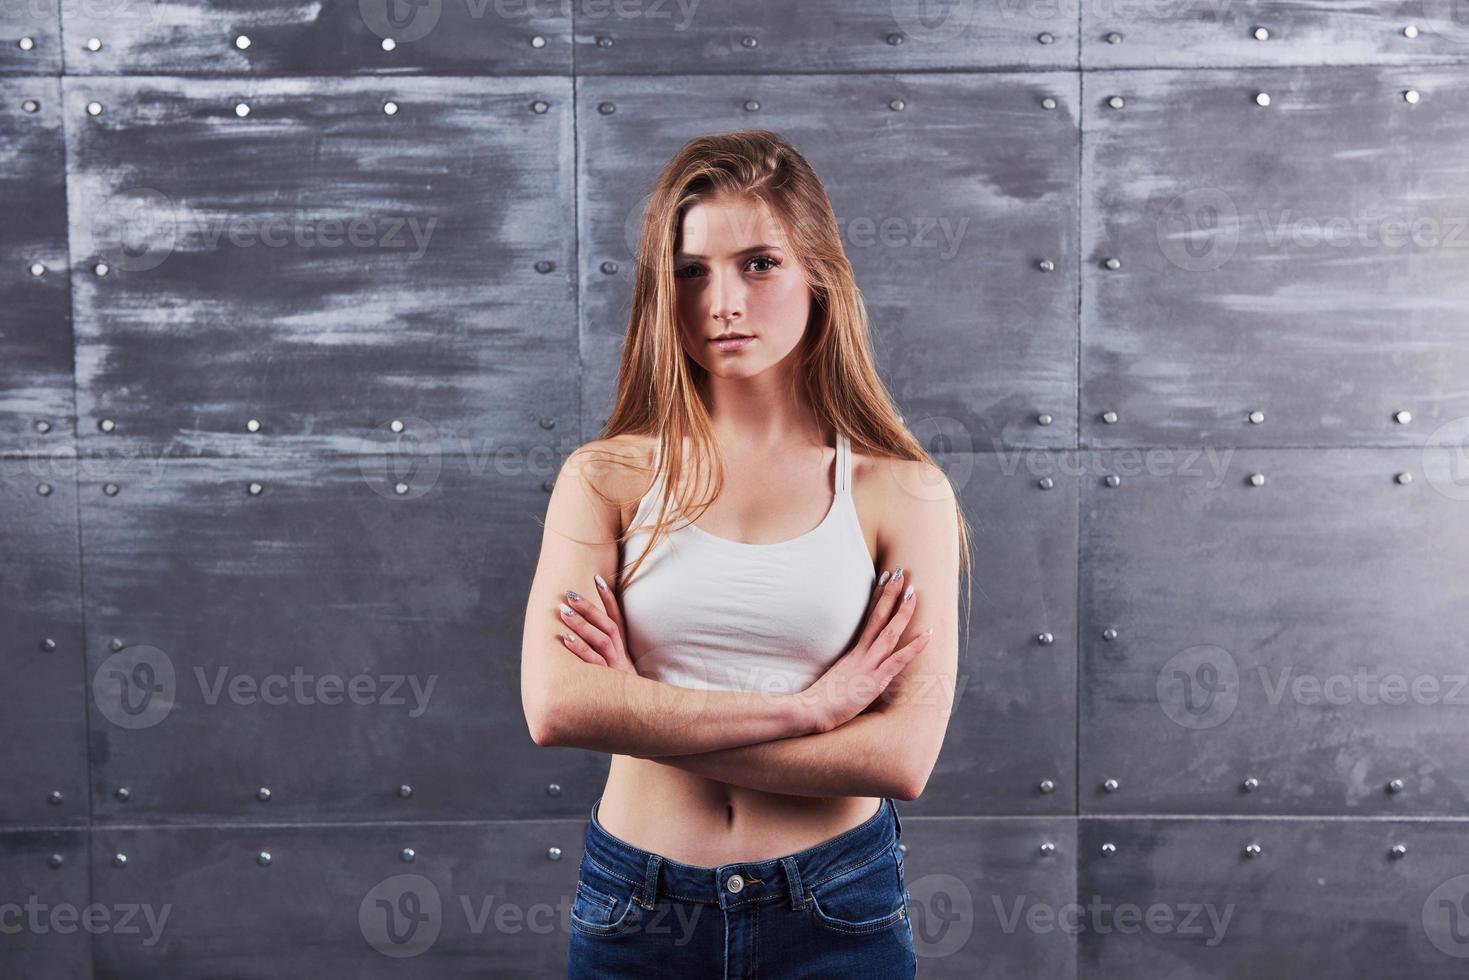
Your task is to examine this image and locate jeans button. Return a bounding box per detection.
[726,874,744,893]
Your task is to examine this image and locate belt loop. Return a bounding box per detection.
[641,854,661,910]
[780,855,805,910]
[889,797,903,840]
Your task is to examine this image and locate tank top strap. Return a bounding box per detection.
[834,431,852,495]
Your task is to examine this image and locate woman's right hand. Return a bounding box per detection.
[795,568,932,735]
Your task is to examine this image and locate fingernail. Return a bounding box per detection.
[594,574,608,591]
[894,567,904,580]
[565,590,581,602]
[902,585,914,602]
[559,602,573,616]
[877,570,891,587]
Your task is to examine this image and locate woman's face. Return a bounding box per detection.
[673,191,812,381]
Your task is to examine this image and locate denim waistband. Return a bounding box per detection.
[582,796,902,912]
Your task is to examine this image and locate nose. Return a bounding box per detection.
[706,266,743,323]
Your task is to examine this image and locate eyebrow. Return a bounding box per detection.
[674,244,783,261]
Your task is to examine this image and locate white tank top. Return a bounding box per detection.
[618,431,877,694]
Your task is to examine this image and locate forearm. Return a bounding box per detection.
[644,707,910,799]
[527,652,816,756]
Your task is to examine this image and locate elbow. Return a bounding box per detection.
[889,754,937,802]
[523,691,566,748]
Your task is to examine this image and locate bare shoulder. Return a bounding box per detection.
[851,448,958,556]
[556,433,658,531]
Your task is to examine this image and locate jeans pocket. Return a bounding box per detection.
[806,843,908,936]
[569,858,642,937]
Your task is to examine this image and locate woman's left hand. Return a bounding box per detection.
[555,574,637,674]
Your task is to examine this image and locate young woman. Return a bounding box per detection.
[521,129,970,978]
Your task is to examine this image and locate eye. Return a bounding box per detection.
[673,263,704,279]
[748,255,780,273]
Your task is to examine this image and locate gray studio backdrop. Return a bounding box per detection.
[4,1,1469,977]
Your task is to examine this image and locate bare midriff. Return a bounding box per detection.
[596,755,881,866]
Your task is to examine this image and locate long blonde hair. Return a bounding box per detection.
[595,128,973,633]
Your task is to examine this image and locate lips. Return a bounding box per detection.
[710,334,751,341]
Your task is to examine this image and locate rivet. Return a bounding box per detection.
[1037,32,1054,45]
[103,483,119,496]
[1402,24,1419,39]
[1040,842,1055,855]
[1244,843,1261,858]
[539,417,556,430]
[23,99,40,113]
[394,482,409,495]
[1037,632,1054,645]
[531,100,549,114]
[36,418,52,432]
[1255,92,1271,107]
[595,36,613,48]
[398,784,413,798]
[1395,472,1412,485]
[401,848,416,862]
[1102,627,1117,641]
[1387,778,1404,793]
[235,102,250,117]
[1390,843,1407,858]
[1403,90,1420,105]
[94,260,110,276]
[110,637,124,651]
[1103,257,1120,271]
[740,36,758,48]
[247,482,263,496]
[48,854,64,869]
[41,638,57,652]
[48,790,63,804]
[1038,258,1055,272]
[1037,476,1053,490]
[113,853,127,867]
[744,99,761,112]
[19,36,36,50]
[535,259,555,273]
[1101,410,1118,424]
[1242,776,1259,791]
[115,787,130,802]
[1040,96,1056,110]
[898,842,907,854]
[1100,842,1116,856]
[381,38,396,52]
[257,787,271,801]
[29,260,48,275]
[1107,95,1124,109]
[600,260,618,275]
[246,418,260,432]
[598,101,615,115]
[1039,779,1055,793]
[547,783,562,796]
[86,37,102,52]
[1253,26,1270,41]
[1105,31,1122,44]
[383,101,399,115]
[1394,410,1412,425]
[235,34,251,50]
[1248,410,1265,424]
[390,419,404,433]
[37,483,52,496]
[887,32,904,46]
[531,35,546,48]
[1103,778,1119,792]
[1249,473,1265,487]
[548,846,562,860]
[257,851,272,866]
[1104,474,1120,488]
[1037,413,1052,425]
[888,98,905,112]
[87,101,103,116]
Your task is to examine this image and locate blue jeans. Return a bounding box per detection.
[567,796,916,978]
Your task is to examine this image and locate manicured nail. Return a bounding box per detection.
[559,602,574,617]
[565,590,581,602]
[893,567,904,580]
[594,574,608,591]
[878,570,891,587]
[902,585,914,602]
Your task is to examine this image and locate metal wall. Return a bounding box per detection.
[4,1,1468,976]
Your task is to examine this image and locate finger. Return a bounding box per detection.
[872,586,919,654]
[565,588,620,648]
[876,629,931,678]
[559,631,608,666]
[859,567,906,645]
[558,601,613,657]
[590,573,625,638]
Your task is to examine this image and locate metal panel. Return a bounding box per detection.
[79,454,601,824]
[1083,0,1469,69]
[0,0,61,75]
[1080,447,1469,816]
[906,451,1077,817]
[59,0,572,75]
[0,829,92,976]
[1081,66,1469,448]
[578,72,1080,449]
[64,75,576,458]
[0,461,88,828]
[1078,817,1469,978]
[1,77,74,453]
[575,0,1080,74]
[90,819,587,978]
[902,816,1077,979]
